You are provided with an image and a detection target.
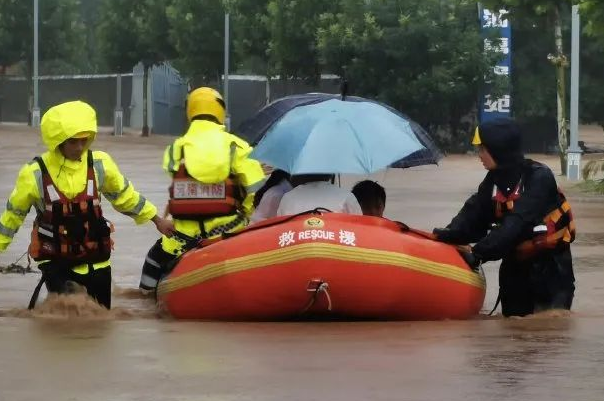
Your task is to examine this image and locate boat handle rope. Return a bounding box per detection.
[1,251,35,275]
[300,279,332,314]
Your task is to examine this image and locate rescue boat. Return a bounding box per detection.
[157,212,486,320]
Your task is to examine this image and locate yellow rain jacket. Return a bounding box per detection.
[161,119,265,254]
[0,101,157,274]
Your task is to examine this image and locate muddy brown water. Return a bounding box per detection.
[2,125,604,400]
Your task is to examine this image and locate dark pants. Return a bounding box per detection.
[499,247,575,317]
[139,239,179,291]
[39,262,112,309]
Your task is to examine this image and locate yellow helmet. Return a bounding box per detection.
[186,87,225,124]
[471,126,482,145]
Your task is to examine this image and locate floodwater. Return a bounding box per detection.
[2,124,604,400]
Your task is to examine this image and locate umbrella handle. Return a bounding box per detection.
[340,67,348,101]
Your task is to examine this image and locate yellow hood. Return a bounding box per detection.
[40,101,97,152]
[181,120,232,182]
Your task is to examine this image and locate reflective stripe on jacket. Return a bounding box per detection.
[160,120,265,254]
[0,151,157,273]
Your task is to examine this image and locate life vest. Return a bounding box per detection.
[168,153,243,220]
[492,179,575,260]
[29,150,114,263]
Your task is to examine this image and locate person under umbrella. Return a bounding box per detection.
[276,174,362,216]
[352,180,386,217]
[250,169,292,223]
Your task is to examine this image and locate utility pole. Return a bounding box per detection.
[567,5,582,180]
[113,73,123,136]
[32,0,40,127]
[224,12,230,131]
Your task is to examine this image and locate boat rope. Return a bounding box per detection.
[300,279,332,314]
[0,251,35,275]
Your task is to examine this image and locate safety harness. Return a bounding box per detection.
[492,175,575,260]
[168,148,244,219]
[29,150,114,264]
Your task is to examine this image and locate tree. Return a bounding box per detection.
[230,0,271,75]
[318,0,503,150]
[0,0,84,123]
[477,0,573,173]
[579,35,604,129]
[166,0,228,85]
[79,0,105,73]
[577,1,604,130]
[266,0,339,84]
[0,0,84,74]
[98,0,176,136]
[576,0,604,184]
[581,0,604,39]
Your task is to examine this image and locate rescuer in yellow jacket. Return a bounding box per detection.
[0,101,175,309]
[139,87,265,291]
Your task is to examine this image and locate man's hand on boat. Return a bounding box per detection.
[433,228,481,271]
[456,248,481,271]
[152,215,176,237]
[432,227,458,243]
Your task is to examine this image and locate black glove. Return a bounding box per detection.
[433,228,457,244]
[458,249,482,272]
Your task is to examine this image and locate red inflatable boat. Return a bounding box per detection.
[157,213,486,320]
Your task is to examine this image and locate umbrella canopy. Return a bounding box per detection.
[246,94,442,175]
[237,93,442,168]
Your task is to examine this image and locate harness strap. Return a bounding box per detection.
[28,275,47,310]
[488,290,501,316]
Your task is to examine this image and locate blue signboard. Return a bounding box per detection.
[479,7,512,122]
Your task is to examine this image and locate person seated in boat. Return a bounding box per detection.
[250,169,292,223]
[352,180,386,217]
[432,118,575,318]
[276,174,362,215]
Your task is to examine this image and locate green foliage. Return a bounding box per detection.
[316,0,384,79]
[318,0,503,150]
[506,6,558,120]
[3,0,603,148]
[578,1,604,129]
[79,0,105,72]
[266,0,338,81]
[477,0,571,15]
[98,0,175,72]
[580,35,604,129]
[230,0,270,74]
[0,0,85,74]
[581,0,604,39]
[166,0,227,83]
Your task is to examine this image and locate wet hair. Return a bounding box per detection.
[253,169,291,208]
[352,180,386,214]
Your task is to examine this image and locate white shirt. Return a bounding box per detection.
[250,179,293,223]
[277,181,363,216]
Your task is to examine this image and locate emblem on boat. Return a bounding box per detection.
[304,217,324,228]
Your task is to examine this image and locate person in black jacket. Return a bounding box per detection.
[433,118,575,317]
